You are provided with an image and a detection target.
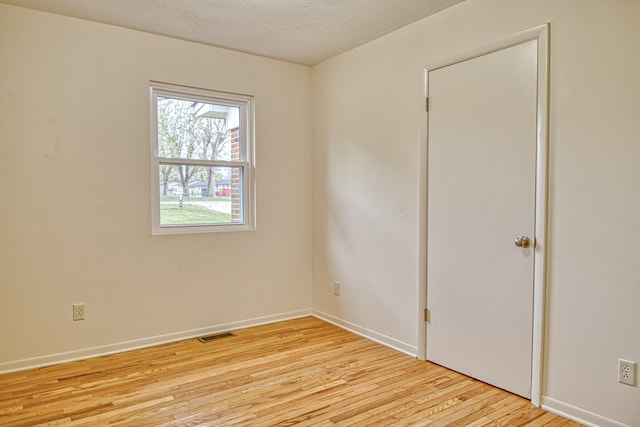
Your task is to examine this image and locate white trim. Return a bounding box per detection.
[157,158,248,168]
[149,81,254,105]
[530,23,550,409]
[417,67,429,361]
[419,24,550,406]
[312,310,418,358]
[149,82,256,235]
[541,396,631,427]
[0,309,311,375]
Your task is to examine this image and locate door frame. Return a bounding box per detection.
[417,24,549,406]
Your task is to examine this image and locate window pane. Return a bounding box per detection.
[159,165,243,226]
[157,97,240,161]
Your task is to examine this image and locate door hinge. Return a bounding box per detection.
[424,308,430,322]
[425,97,429,112]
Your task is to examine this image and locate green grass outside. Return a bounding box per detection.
[160,204,231,225]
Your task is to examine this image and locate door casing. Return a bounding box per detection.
[417,24,549,406]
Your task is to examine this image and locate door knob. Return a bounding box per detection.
[514,235,531,248]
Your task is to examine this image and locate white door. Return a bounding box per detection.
[426,40,538,398]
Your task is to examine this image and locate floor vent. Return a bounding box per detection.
[197,332,236,343]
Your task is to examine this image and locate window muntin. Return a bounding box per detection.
[151,84,254,234]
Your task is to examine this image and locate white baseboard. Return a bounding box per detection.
[311,309,418,357]
[0,309,312,375]
[541,396,631,427]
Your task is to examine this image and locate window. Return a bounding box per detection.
[150,83,254,234]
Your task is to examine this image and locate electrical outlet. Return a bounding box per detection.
[73,303,85,321]
[333,281,341,296]
[618,359,636,386]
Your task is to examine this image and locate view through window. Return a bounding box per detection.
[151,84,254,233]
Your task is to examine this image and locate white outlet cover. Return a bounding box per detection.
[618,359,636,386]
[73,303,85,321]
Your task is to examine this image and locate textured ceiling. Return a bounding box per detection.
[0,0,465,65]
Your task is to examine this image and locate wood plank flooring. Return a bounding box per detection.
[0,317,580,426]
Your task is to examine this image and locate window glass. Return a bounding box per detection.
[151,84,253,234]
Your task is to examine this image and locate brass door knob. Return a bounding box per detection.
[514,235,531,248]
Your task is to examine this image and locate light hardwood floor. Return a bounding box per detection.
[0,317,580,426]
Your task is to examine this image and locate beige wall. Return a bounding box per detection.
[0,5,312,368]
[312,0,640,425]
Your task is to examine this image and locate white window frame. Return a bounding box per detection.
[150,82,255,234]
